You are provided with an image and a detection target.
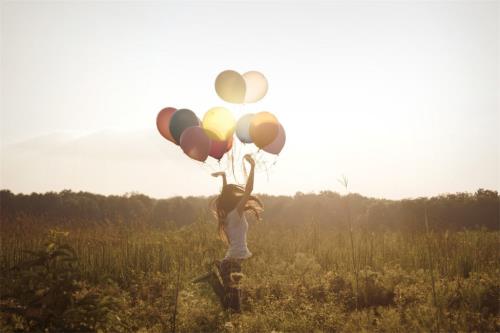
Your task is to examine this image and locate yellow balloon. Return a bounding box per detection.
[243,71,268,103]
[215,70,246,104]
[202,107,236,141]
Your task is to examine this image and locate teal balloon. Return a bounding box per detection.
[235,113,254,144]
[169,109,200,144]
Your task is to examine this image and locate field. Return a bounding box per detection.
[1,217,499,332]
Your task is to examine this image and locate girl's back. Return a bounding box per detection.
[224,209,252,260]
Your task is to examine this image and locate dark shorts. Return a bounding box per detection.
[220,258,242,286]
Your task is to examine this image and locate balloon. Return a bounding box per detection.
[202,107,236,141]
[180,126,211,162]
[156,107,177,143]
[235,113,254,144]
[169,109,200,144]
[215,70,246,104]
[243,71,268,103]
[226,135,234,150]
[263,123,286,155]
[204,128,233,161]
[209,136,233,161]
[249,111,280,149]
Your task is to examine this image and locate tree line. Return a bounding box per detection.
[0,189,498,231]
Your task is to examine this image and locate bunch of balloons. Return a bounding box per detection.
[156,70,286,163]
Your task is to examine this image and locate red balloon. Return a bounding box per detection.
[227,135,234,150]
[180,126,211,162]
[209,135,233,161]
[156,107,177,143]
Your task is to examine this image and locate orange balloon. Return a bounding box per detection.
[249,112,280,149]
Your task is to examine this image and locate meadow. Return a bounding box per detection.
[0,190,499,332]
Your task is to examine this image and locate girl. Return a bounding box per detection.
[193,154,262,313]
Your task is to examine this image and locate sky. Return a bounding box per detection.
[1,1,498,200]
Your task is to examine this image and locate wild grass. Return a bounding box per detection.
[1,218,499,332]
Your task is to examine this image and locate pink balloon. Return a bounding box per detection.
[263,123,286,155]
[180,126,211,162]
[209,135,233,161]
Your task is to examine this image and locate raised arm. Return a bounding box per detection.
[236,154,255,217]
[211,171,227,187]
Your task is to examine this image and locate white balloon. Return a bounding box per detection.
[243,71,268,103]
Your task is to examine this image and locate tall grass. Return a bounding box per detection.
[338,175,359,311]
[425,207,440,332]
[1,218,499,332]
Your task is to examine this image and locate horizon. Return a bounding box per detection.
[1,1,498,200]
[1,186,496,202]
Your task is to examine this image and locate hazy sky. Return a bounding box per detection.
[1,1,498,199]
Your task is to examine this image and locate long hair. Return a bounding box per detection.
[211,184,263,244]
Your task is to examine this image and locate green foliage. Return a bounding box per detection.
[0,231,130,332]
[1,222,499,332]
[1,189,498,231]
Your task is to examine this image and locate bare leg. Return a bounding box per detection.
[192,261,226,309]
[207,272,226,308]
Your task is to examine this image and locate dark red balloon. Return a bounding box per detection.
[180,126,211,162]
[207,131,233,161]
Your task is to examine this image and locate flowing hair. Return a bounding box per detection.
[211,184,263,244]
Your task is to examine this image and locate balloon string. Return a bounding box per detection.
[233,141,238,184]
[200,162,210,174]
[231,146,237,184]
[238,139,246,184]
[260,151,271,183]
[208,160,218,172]
[242,154,248,182]
[229,149,233,180]
[240,141,245,183]
[238,102,246,184]
[255,150,265,168]
[265,162,270,183]
[200,159,216,175]
[226,147,231,179]
[272,155,278,166]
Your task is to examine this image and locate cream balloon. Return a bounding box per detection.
[243,71,268,103]
[215,70,246,104]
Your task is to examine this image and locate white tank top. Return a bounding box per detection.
[224,209,252,259]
